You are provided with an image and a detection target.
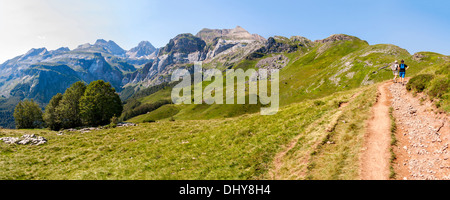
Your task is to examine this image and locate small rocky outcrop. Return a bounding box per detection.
[412,53,427,61]
[0,134,47,145]
[290,36,314,48]
[256,54,289,70]
[62,122,138,134]
[246,36,302,60]
[265,37,299,53]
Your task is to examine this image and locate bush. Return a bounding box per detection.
[109,115,118,128]
[406,74,435,93]
[314,100,325,106]
[143,119,156,123]
[332,100,347,108]
[428,76,449,99]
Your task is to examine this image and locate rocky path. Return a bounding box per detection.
[360,82,392,180]
[389,82,450,180]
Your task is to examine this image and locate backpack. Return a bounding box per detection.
[399,64,407,72]
[391,64,398,71]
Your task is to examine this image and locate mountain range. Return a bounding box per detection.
[0,26,267,128]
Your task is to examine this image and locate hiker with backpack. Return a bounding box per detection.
[391,60,399,83]
[398,60,409,85]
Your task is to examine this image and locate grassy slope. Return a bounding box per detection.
[0,85,374,180]
[128,38,437,123]
[406,52,450,111]
[2,37,448,180]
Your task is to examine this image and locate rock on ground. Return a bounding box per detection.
[0,134,47,146]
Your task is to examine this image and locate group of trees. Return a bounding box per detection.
[13,80,123,130]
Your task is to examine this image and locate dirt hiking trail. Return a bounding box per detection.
[361,80,449,180]
[360,82,392,180]
[270,79,449,180]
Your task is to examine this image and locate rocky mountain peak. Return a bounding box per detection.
[196,26,265,44]
[229,25,247,34]
[94,39,108,45]
[159,33,206,55]
[135,41,156,51]
[95,39,126,56]
[75,39,126,56]
[232,25,245,32]
[290,36,314,48]
[19,48,48,61]
[51,47,70,54]
[315,34,363,44]
[127,41,157,59]
[25,47,48,56]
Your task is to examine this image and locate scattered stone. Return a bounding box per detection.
[117,122,137,127]
[0,134,47,145]
[389,82,450,180]
[181,140,189,144]
[0,137,20,144]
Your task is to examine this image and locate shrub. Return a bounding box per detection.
[143,119,156,123]
[314,100,325,106]
[333,100,347,108]
[427,76,449,99]
[406,74,434,93]
[109,115,118,128]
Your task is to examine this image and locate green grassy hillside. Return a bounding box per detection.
[405,52,450,111]
[127,36,444,123]
[0,85,375,180]
[2,34,448,180]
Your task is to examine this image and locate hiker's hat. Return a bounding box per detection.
[395,60,398,63]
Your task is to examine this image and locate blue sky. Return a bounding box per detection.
[1,0,449,63]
